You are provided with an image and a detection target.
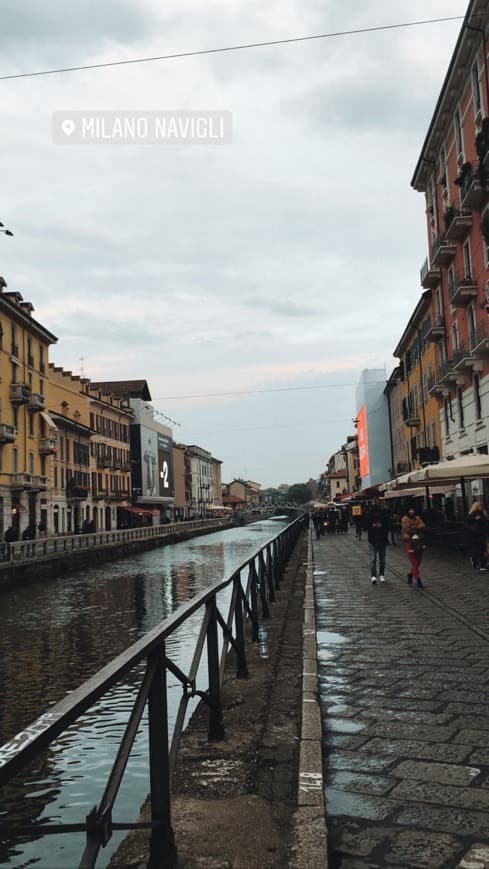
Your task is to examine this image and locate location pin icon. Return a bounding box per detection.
[62,119,76,137]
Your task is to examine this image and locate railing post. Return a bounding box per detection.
[249,561,259,640]
[234,576,248,679]
[258,551,271,619]
[272,539,281,591]
[206,596,225,741]
[265,545,275,602]
[147,643,177,869]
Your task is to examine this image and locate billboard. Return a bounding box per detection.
[138,426,174,500]
[157,433,174,498]
[357,404,369,479]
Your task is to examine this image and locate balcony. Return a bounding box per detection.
[452,344,476,371]
[444,209,472,241]
[425,315,446,341]
[397,462,410,473]
[0,424,16,444]
[9,383,31,405]
[448,273,478,307]
[403,411,420,427]
[31,475,48,492]
[460,173,489,211]
[431,234,456,267]
[39,436,57,454]
[92,487,109,500]
[470,323,489,357]
[10,345,19,359]
[122,460,132,471]
[420,257,441,289]
[27,392,45,412]
[426,370,442,395]
[96,454,111,469]
[27,354,34,368]
[66,483,89,499]
[10,473,33,490]
[439,359,458,384]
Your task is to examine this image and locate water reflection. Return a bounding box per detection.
[0,519,288,868]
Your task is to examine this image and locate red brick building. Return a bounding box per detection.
[412,0,489,472]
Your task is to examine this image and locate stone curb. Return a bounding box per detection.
[290,526,328,868]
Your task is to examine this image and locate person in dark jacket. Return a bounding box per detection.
[465,501,489,571]
[366,500,390,585]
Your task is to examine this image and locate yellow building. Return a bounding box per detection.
[0,286,57,538]
[45,368,133,534]
[388,290,442,474]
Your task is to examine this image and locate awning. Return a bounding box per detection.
[40,411,58,430]
[383,485,455,500]
[121,505,157,517]
[410,454,489,484]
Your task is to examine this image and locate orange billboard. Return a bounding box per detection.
[357,404,369,479]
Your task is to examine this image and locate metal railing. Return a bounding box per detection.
[5,518,231,563]
[0,514,304,868]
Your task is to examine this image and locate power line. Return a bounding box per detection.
[0,15,474,82]
[186,419,353,436]
[156,382,386,401]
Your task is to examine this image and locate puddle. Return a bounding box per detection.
[327,770,394,795]
[313,570,327,576]
[326,717,366,734]
[325,787,391,820]
[317,630,350,645]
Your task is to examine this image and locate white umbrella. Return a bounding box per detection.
[409,454,489,483]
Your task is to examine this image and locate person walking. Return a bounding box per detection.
[464,501,489,571]
[401,505,426,588]
[366,500,389,585]
[352,503,363,540]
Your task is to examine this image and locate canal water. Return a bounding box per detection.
[0,518,289,868]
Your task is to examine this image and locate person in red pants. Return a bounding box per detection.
[401,505,426,588]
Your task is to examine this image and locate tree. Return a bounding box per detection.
[287,483,312,504]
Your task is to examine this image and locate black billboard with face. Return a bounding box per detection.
[158,433,174,498]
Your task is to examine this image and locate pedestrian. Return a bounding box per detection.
[366,500,389,585]
[464,501,489,571]
[312,510,322,540]
[401,505,426,588]
[351,503,363,540]
[327,505,337,535]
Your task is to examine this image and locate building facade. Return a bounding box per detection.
[388,292,442,476]
[0,286,57,538]
[412,1,489,465]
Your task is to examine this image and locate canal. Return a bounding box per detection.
[0,517,289,868]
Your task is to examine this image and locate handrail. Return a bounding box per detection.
[0,513,305,868]
[4,518,231,563]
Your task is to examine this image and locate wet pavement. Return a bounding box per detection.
[313,529,489,869]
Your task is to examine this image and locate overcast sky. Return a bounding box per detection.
[0,0,466,486]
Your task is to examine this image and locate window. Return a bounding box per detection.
[54,466,58,488]
[28,414,34,437]
[29,452,34,475]
[474,372,482,420]
[12,407,17,429]
[467,304,477,349]
[452,322,459,352]
[448,265,455,297]
[472,62,482,116]
[11,363,17,384]
[457,387,465,429]
[61,467,65,487]
[40,379,44,396]
[439,146,447,183]
[444,400,450,437]
[12,447,18,473]
[463,239,472,278]
[454,107,464,157]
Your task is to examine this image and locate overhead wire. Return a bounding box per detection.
[0,14,479,82]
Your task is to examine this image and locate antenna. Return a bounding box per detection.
[80,357,85,377]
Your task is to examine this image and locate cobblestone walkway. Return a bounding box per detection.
[313,529,489,869]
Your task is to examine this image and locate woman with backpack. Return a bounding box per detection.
[401,505,426,589]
